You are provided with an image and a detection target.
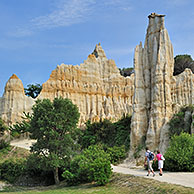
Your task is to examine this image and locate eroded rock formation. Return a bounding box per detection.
[131,13,194,152]
[1,13,194,152]
[0,44,134,127]
[0,74,34,125]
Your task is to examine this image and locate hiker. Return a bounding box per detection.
[144,147,155,177]
[156,150,165,176]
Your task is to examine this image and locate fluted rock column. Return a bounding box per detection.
[131,13,174,151]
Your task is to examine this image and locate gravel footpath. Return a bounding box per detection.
[112,165,194,189]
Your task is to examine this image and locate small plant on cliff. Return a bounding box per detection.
[173,54,194,76]
[164,132,194,172]
[24,83,42,98]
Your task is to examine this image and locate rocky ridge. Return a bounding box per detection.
[0,13,194,152]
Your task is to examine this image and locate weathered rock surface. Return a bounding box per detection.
[38,43,134,125]
[1,13,194,153]
[0,44,134,127]
[0,74,34,125]
[131,13,194,152]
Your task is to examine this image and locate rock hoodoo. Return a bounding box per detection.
[131,13,194,152]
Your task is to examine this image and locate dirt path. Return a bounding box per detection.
[112,165,194,189]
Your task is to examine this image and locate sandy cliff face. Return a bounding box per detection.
[38,43,134,125]
[0,44,134,127]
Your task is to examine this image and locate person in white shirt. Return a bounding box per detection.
[144,147,155,177]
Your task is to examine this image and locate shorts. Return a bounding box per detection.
[148,160,153,171]
[158,160,163,169]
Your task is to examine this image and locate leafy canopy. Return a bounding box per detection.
[28,97,80,184]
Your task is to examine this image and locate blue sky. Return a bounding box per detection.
[0,0,194,97]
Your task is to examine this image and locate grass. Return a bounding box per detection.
[1,173,194,194]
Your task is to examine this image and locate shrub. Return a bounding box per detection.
[106,145,126,164]
[164,132,194,172]
[0,139,10,150]
[62,145,112,186]
[79,115,131,163]
[0,159,26,183]
[168,106,193,138]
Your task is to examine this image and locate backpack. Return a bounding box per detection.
[148,152,154,160]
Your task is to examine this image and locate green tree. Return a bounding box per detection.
[24,83,42,98]
[173,54,193,76]
[28,97,80,184]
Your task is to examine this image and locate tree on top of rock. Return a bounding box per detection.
[173,54,194,76]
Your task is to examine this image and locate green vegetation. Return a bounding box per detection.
[0,118,8,136]
[119,67,134,77]
[1,173,194,194]
[164,132,194,172]
[62,145,112,186]
[10,97,80,184]
[173,54,194,76]
[79,115,131,163]
[0,159,26,183]
[28,97,80,184]
[24,83,42,98]
[168,105,193,138]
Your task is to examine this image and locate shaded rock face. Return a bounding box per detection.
[0,44,134,127]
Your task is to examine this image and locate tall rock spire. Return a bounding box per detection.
[131,13,174,151]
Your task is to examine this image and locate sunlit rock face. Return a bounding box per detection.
[131,13,174,151]
[0,74,34,125]
[0,44,134,127]
[38,43,134,125]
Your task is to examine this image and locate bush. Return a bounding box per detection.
[0,139,10,150]
[164,132,194,172]
[62,145,112,186]
[79,115,131,163]
[0,159,26,183]
[168,106,193,138]
[106,145,126,164]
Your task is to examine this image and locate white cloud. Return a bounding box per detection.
[10,0,132,37]
[31,0,95,29]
